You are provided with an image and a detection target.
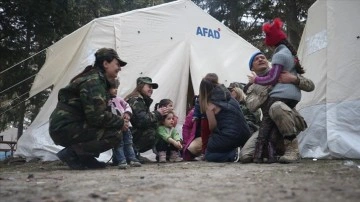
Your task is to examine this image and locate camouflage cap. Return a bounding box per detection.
[228,82,244,90]
[136,77,158,89]
[95,48,127,67]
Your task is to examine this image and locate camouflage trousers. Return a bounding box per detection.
[239,101,307,163]
[50,121,122,157]
[131,128,157,153]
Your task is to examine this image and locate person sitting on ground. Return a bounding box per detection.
[107,80,141,169]
[49,48,128,170]
[155,112,183,163]
[182,96,202,161]
[153,98,179,160]
[227,82,261,135]
[199,75,251,162]
[240,51,314,163]
[124,77,170,162]
[154,99,178,127]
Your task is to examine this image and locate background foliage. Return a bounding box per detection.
[0,0,315,137]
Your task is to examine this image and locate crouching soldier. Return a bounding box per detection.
[49,48,128,169]
[240,51,315,163]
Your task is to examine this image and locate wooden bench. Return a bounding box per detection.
[0,141,17,157]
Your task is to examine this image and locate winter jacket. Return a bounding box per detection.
[207,85,251,152]
[49,68,124,132]
[182,108,197,161]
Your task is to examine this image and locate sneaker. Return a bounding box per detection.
[56,147,85,170]
[118,161,129,169]
[158,151,167,163]
[194,153,205,161]
[233,147,240,162]
[169,151,183,162]
[129,161,142,167]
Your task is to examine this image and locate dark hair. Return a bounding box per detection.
[279,39,305,74]
[204,73,219,84]
[154,99,173,111]
[70,65,94,83]
[160,111,174,124]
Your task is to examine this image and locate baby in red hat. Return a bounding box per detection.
[247,18,306,163]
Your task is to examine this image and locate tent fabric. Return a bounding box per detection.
[297,0,360,159]
[16,0,258,161]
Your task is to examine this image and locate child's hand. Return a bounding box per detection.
[121,119,129,131]
[173,141,183,150]
[247,71,257,84]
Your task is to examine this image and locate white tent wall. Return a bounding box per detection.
[15,0,258,161]
[297,0,360,159]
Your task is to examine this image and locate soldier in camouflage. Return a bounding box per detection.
[125,77,170,156]
[227,82,261,135]
[49,48,128,169]
[240,51,315,163]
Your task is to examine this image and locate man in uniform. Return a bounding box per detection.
[240,51,314,163]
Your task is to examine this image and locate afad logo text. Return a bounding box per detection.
[196,26,221,39]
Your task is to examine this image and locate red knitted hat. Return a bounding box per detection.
[262,18,287,46]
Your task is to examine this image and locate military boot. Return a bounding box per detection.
[79,156,107,169]
[56,147,85,170]
[279,137,300,163]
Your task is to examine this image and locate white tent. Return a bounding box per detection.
[297,0,360,159]
[15,0,258,161]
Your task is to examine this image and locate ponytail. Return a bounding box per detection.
[154,103,160,111]
[70,65,95,83]
[279,39,305,74]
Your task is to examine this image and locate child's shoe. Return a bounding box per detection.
[169,151,183,162]
[129,160,142,167]
[158,151,167,163]
[118,161,129,169]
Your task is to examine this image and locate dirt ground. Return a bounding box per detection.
[1,157,360,202]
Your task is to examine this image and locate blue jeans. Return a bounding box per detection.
[112,130,139,164]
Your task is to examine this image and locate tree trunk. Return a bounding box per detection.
[17,102,25,139]
[285,1,301,50]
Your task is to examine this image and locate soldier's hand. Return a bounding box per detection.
[278,71,298,84]
[157,107,169,116]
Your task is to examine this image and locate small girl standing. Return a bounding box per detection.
[155,112,183,163]
[108,80,141,169]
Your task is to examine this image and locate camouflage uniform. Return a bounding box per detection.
[240,75,314,163]
[239,101,261,134]
[49,68,124,158]
[126,94,162,153]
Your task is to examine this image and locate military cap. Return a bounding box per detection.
[95,48,127,67]
[227,82,244,91]
[137,77,158,89]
